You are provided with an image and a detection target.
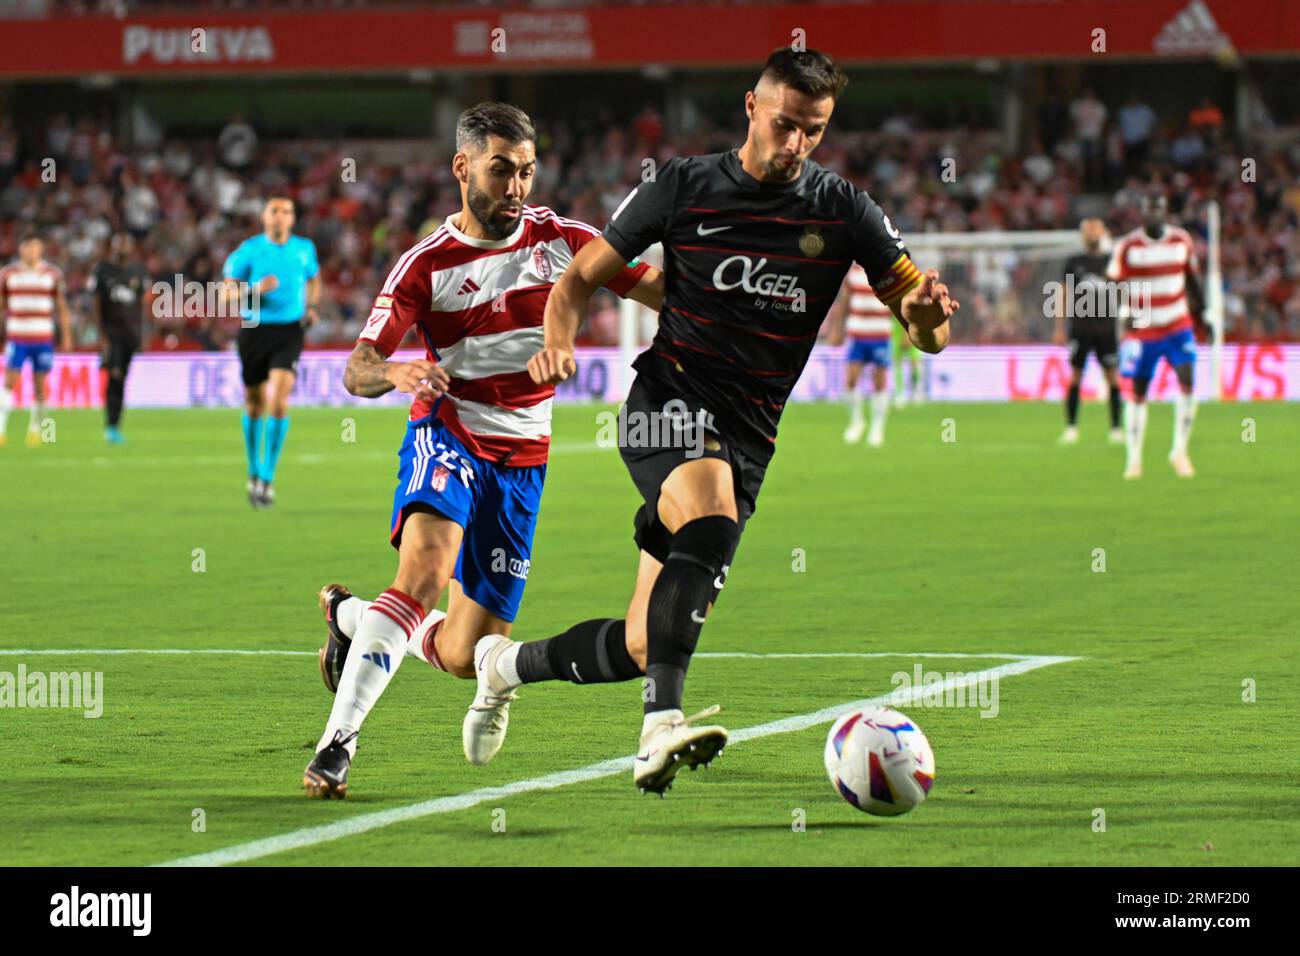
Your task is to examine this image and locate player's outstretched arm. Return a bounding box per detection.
[531,236,630,385]
[343,341,449,401]
[893,268,959,354]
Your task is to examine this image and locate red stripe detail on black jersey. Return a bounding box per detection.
[669,306,818,343]
[675,243,848,266]
[686,208,842,226]
[669,338,792,378]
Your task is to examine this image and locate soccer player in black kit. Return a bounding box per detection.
[458,49,959,795]
[1053,217,1123,445]
[88,234,148,444]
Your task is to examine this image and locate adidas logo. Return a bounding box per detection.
[1153,0,1233,56]
[457,277,481,296]
[362,652,392,672]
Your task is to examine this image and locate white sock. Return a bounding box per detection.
[0,386,12,433]
[1171,392,1196,456]
[316,588,423,755]
[869,390,889,435]
[337,596,367,638]
[1125,401,1148,468]
[848,389,864,426]
[405,608,449,667]
[28,398,45,434]
[494,640,523,687]
[338,595,448,669]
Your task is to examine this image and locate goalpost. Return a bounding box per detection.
[616,217,1225,400]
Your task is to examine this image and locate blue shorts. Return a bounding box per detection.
[389,416,545,623]
[847,337,891,367]
[1121,327,1196,380]
[4,341,54,373]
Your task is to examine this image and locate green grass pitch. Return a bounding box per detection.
[1,399,1297,866]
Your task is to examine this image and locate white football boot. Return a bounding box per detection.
[842,418,866,444]
[1057,425,1080,445]
[1108,427,1125,445]
[463,635,519,766]
[1169,451,1195,478]
[633,705,728,796]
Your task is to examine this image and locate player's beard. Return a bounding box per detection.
[466,180,521,240]
[762,151,803,183]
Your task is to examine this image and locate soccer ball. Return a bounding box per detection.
[824,707,935,816]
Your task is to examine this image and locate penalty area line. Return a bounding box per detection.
[155,654,1080,867]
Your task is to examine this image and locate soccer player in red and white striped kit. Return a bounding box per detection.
[303,103,663,797]
[1108,191,1205,479]
[0,235,74,447]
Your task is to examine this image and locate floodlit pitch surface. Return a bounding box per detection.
[1,401,1296,866]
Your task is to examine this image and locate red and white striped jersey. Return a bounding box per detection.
[1,259,64,344]
[360,205,650,467]
[843,263,894,339]
[1106,225,1199,340]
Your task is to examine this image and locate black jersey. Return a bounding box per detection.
[1061,251,1116,335]
[603,149,922,464]
[88,260,147,338]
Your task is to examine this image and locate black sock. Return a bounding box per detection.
[106,376,125,427]
[1066,382,1080,425]
[515,618,641,685]
[1108,385,1122,428]
[644,515,740,715]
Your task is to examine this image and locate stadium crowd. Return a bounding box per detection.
[0,90,1297,351]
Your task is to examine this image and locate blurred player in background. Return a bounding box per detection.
[521,49,958,796]
[1108,192,1203,479]
[0,235,73,448]
[88,234,148,444]
[829,262,893,446]
[222,197,321,508]
[303,103,661,798]
[1054,218,1123,445]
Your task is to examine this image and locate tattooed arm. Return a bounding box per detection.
[344,341,449,400]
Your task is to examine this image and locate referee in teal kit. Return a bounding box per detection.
[223,197,320,509]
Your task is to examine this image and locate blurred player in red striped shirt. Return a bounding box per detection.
[1108,192,1204,479]
[829,263,895,446]
[0,235,74,447]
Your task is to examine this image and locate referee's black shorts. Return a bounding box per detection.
[1067,324,1119,371]
[238,320,305,387]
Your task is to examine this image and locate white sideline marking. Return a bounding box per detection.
[39,440,609,469]
[0,648,1058,660]
[155,654,1079,867]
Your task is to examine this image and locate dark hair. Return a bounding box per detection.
[759,48,848,101]
[456,102,536,153]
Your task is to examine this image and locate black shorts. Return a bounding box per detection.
[1067,326,1119,371]
[619,375,768,563]
[238,321,305,387]
[101,333,138,376]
